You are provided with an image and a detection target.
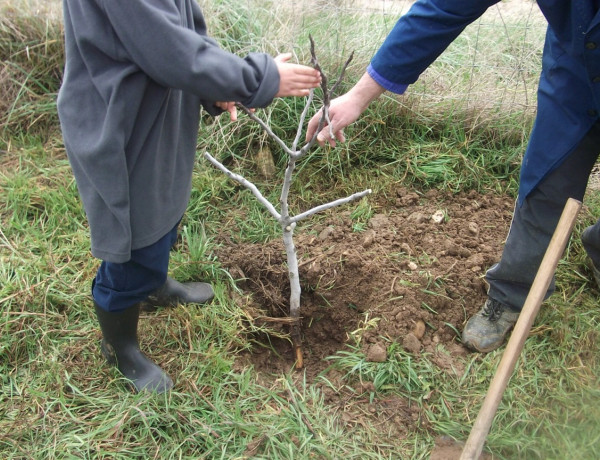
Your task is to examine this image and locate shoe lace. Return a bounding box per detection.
[482,299,504,322]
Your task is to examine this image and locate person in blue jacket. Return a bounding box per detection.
[58,0,321,393]
[307,0,600,353]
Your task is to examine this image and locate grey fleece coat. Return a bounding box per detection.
[57,0,279,262]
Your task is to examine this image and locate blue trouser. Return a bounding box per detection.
[92,223,179,312]
[486,121,600,311]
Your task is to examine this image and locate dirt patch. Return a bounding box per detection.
[214,186,513,448]
[216,187,512,374]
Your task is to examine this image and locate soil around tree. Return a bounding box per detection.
[214,186,514,451]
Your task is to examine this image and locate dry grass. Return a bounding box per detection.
[0,2,63,138]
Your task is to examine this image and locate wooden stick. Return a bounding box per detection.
[460,197,582,460]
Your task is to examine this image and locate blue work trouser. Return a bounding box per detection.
[485,121,600,311]
[92,223,179,312]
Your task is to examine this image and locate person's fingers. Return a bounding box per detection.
[228,105,238,121]
[288,64,321,76]
[286,75,320,85]
[279,76,320,96]
[215,102,238,121]
[277,62,321,80]
[316,130,335,147]
[316,132,328,147]
[306,111,323,141]
[274,53,292,63]
[288,88,311,97]
[314,125,345,147]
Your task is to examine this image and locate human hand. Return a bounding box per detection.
[305,93,363,147]
[274,53,321,98]
[215,101,238,121]
[305,72,385,147]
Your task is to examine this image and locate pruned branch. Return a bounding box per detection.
[290,188,371,224]
[293,89,316,151]
[204,152,281,220]
[329,50,354,97]
[235,103,293,157]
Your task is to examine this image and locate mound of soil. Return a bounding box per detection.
[215,187,513,371]
[214,186,513,446]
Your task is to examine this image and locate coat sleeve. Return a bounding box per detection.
[99,0,279,108]
[370,0,501,89]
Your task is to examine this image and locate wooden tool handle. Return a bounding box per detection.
[460,197,582,460]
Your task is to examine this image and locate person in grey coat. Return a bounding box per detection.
[57,0,321,393]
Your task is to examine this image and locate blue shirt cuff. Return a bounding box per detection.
[367,64,409,95]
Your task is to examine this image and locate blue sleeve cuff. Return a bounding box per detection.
[367,64,409,95]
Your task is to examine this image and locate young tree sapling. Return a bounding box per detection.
[204,38,371,367]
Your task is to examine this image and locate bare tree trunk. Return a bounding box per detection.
[282,222,303,366]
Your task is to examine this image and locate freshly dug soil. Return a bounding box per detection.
[214,186,514,449]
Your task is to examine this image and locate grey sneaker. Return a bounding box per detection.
[462,298,520,353]
[581,226,600,288]
[590,263,600,290]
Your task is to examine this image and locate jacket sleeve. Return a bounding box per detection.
[99,0,279,108]
[370,0,501,90]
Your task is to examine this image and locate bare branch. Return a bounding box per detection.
[203,152,281,220]
[308,35,334,141]
[309,34,329,106]
[292,88,315,152]
[279,158,295,218]
[297,36,355,159]
[329,51,354,97]
[290,189,372,224]
[236,103,294,156]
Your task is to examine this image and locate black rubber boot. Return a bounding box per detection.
[141,276,214,312]
[95,302,174,393]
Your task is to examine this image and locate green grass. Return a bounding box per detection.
[0,5,63,139]
[3,2,600,459]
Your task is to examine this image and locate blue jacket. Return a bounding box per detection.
[368,0,600,203]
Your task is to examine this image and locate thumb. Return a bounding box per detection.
[274,53,292,63]
[306,110,326,141]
